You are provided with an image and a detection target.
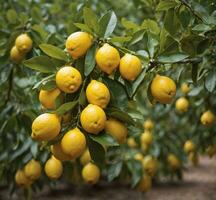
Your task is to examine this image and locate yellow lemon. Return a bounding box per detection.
[51,143,72,161]
[150,74,176,104]
[175,97,189,112]
[86,80,110,108]
[105,118,127,144]
[143,119,154,131]
[142,156,157,177]
[31,113,61,141]
[10,46,25,64]
[119,53,142,81]
[24,159,41,181]
[167,154,181,170]
[15,33,33,53]
[184,140,196,154]
[15,169,32,187]
[181,83,190,94]
[45,156,63,179]
[80,149,91,165]
[80,104,106,134]
[134,153,144,162]
[95,43,120,74]
[82,163,100,184]
[140,131,153,146]
[61,128,86,159]
[39,88,61,109]
[127,137,137,148]
[141,143,148,152]
[66,31,92,59]
[206,145,216,158]
[56,66,82,93]
[200,110,215,126]
[188,152,199,166]
[137,175,152,192]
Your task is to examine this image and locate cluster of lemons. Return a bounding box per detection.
[10,33,33,64]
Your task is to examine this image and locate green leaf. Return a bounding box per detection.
[74,23,93,33]
[30,142,38,158]
[90,132,119,147]
[205,71,216,93]
[99,11,117,38]
[142,19,160,34]
[188,86,203,96]
[106,107,135,125]
[128,29,145,46]
[54,101,78,116]
[156,1,178,11]
[157,53,188,63]
[41,80,56,91]
[83,7,99,33]
[110,36,132,43]
[147,33,158,58]
[121,18,139,30]
[39,44,68,62]
[6,9,17,24]
[23,56,56,73]
[191,63,198,84]
[84,44,97,76]
[107,161,123,181]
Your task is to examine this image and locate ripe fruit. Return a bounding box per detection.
[39,88,61,109]
[175,97,189,112]
[31,113,61,141]
[80,149,91,165]
[10,46,25,64]
[56,66,82,93]
[15,33,33,53]
[137,175,152,192]
[24,159,41,181]
[105,118,128,144]
[167,154,181,170]
[142,156,157,177]
[188,152,199,166]
[45,156,63,179]
[66,31,92,59]
[82,163,100,184]
[134,153,144,162]
[51,143,71,161]
[184,140,196,154]
[80,104,106,134]
[206,146,216,158]
[95,43,120,74]
[200,110,215,126]
[150,75,176,104]
[181,83,190,94]
[86,80,110,108]
[61,128,86,159]
[140,131,153,146]
[143,119,154,131]
[141,143,148,152]
[119,53,142,81]
[127,137,137,148]
[15,169,31,187]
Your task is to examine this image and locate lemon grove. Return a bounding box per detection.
[0,0,216,198]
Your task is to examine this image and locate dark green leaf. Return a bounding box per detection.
[54,101,78,116]
[157,53,188,63]
[192,63,198,84]
[205,71,216,92]
[74,23,93,33]
[84,44,97,76]
[156,1,178,11]
[128,29,145,46]
[83,7,99,33]
[108,161,123,181]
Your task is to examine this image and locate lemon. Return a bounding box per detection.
[167,154,181,170]
[82,163,100,184]
[127,137,137,148]
[24,159,41,181]
[66,31,92,59]
[206,146,216,158]
[56,66,82,93]
[119,53,142,81]
[188,152,199,166]
[105,118,127,144]
[86,80,110,108]
[175,97,189,112]
[143,119,154,131]
[134,153,144,162]
[80,149,91,165]
[15,169,32,187]
[181,83,190,94]
[142,156,157,177]
[15,33,33,53]
[141,143,148,152]
[137,175,152,192]
[10,46,25,64]
[51,143,72,161]
[95,43,120,74]
[150,74,176,104]
[140,131,153,146]
[45,156,63,179]
[31,113,61,141]
[184,140,196,154]
[80,104,106,134]
[39,88,61,109]
[200,110,215,126]
[61,128,86,159]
